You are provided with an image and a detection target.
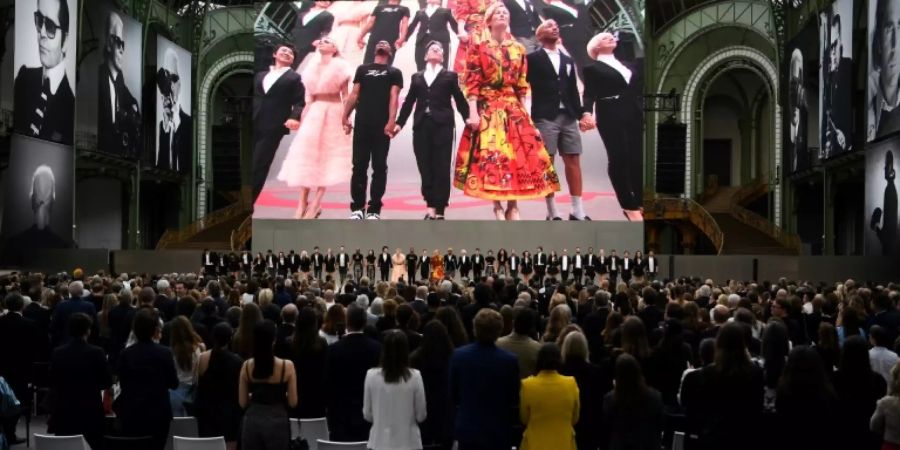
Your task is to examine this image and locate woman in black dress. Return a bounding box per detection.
[366,250,377,280]
[289,307,328,418]
[632,250,645,280]
[496,248,509,276]
[253,253,266,277]
[196,323,244,450]
[485,250,496,277]
[410,321,455,450]
[548,250,560,281]
[521,250,534,284]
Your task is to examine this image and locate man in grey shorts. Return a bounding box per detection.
[526,20,595,220]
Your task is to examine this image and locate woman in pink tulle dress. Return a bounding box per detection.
[277,37,353,219]
[327,0,371,65]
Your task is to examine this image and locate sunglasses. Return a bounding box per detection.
[161,69,180,84]
[109,34,125,51]
[34,11,62,39]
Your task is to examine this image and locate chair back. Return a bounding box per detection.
[173,436,226,450]
[290,417,330,450]
[672,431,686,450]
[316,440,368,450]
[104,435,154,450]
[34,434,89,450]
[164,416,200,450]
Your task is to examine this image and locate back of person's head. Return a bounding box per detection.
[561,331,589,364]
[715,322,752,378]
[512,306,536,336]
[206,280,221,298]
[474,283,493,305]
[68,312,93,339]
[414,320,454,364]
[535,343,562,374]
[133,308,160,342]
[3,293,24,312]
[778,345,833,398]
[621,316,650,360]
[473,308,503,345]
[258,288,274,306]
[138,287,156,305]
[699,337,716,366]
[840,335,873,379]
[381,330,411,383]
[212,322,234,351]
[712,304,730,325]
[225,306,242,328]
[175,296,197,318]
[347,303,368,332]
[251,320,277,379]
[396,303,416,329]
[355,294,370,309]
[69,281,85,297]
[613,353,649,410]
[871,325,891,348]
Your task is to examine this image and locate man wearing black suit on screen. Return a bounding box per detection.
[404,0,457,71]
[292,1,334,66]
[821,12,852,158]
[504,0,542,51]
[252,44,305,204]
[394,41,469,220]
[14,0,74,145]
[98,11,141,158]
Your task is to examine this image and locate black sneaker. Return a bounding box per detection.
[569,214,592,221]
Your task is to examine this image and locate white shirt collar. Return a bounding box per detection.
[303,8,325,26]
[44,62,67,95]
[425,4,438,16]
[596,54,632,84]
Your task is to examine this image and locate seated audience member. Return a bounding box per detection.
[871,362,900,450]
[775,346,839,450]
[195,323,243,450]
[239,321,298,450]
[49,313,112,450]
[560,331,610,450]
[601,353,664,450]
[289,307,328,418]
[834,336,886,450]
[364,330,427,450]
[450,309,520,450]
[520,343,580,450]
[497,307,542,378]
[411,321,455,450]
[326,305,382,441]
[116,308,179,450]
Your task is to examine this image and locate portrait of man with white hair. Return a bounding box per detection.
[155,38,192,173]
[788,47,807,172]
[1,158,71,263]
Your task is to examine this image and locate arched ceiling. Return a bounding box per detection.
[649,0,731,35]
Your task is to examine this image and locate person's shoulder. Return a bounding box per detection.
[15,65,40,81]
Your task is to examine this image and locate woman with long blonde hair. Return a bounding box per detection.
[169,316,205,417]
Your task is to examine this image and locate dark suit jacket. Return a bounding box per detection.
[253,69,305,136]
[406,7,457,44]
[98,64,141,158]
[540,3,592,70]
[156,109,192,173]
[527,49,584,121]
[49,339,113,437]
[115,341,179,432]
[292,9,334,62]
[14,65,74,144]
[397,69,469,129]
[822,60,852,156]
[0,313,39,393]
[325,333,381,440]
[23,302,52,359]
[51,297,98,346]
[504,0,542,39]
[450,342,520,447]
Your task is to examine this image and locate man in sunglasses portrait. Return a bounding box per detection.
[821,11,852,158]
[98,10,141,159]
[14,0,75,145]
[155,46,192,173]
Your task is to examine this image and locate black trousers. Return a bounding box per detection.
[339,268,348,283]
[573,269,583,283]
[596,99,642,211]
[252,132,284,204]
[353,265,363,280]
[414,39,450,71]
[380,267,389,282]
[314,267,322,280]
[366,266,376,280]
[351,121,391,214]
[363,39,397,65]
[407,266,416,283]
[413,116,454,213]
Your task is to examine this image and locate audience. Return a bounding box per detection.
[497,306,542,378]
[872,363,900,449]
[410,321,454,450]
[289,307,328,418]
[519,343,580,450]
[168,316,205,417]
[195,323,243,450]
[601,353,664,450]
[560,331,609,450]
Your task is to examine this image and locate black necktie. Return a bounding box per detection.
[30,77,51,136]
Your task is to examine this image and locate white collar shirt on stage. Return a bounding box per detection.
[424,64,443,86]
[302,8,325,26]
[263,66,290,93]
[596,54,632,84]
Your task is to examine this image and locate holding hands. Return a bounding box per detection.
[578,114,596,132]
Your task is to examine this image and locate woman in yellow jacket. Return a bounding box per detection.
[519,342,580,450]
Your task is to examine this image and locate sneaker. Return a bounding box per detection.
[366,212,381,220]
[349,210,365,220]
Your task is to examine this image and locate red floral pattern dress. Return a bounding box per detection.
[453,38,560,200]
[450,0,488,82]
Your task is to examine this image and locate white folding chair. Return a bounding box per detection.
[173,436,227,450]
[316,441,368,450]
[34,434,90,450]
[294,417,330,450]
[672,431,686,450]
[165,416,200,450]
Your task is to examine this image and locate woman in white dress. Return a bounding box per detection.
[277,37,353,219]
[327,0,372,66]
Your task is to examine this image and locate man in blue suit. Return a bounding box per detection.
[450,308,520,450]
[50,280,97,346]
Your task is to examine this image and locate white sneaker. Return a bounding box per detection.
[365,212,381,220]
[349,210,365,220]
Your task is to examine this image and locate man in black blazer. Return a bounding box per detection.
[607,249,620,287]
[505,0,542,51]
[527,21,595,221]
[403,0,457,71]
[444,248,458,279]
[584,246,596,284]
[378,246,392,282]
[534,246,548,281]
[325,306,381,441]
[393,41,469,219]
[252,44,305,204]
[0,294,39,444]
[406,247,419,283]
[14,0,74,145]
[419,249,431,281]
[458,249,472,280]
[202,249,218,275]
[98,11,141,158]
[292,1,334,66]
[472,248,485,280]
[821,12,852,158]
[337,246,350,283]
[312,246,324,280]
[50,313,112,450]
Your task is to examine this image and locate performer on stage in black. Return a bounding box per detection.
[378,246,392,281]
[252,44,304,204]
[312,246,324,280]
[607,248,619,287]
[292,0,334,66]
[337,246,350,283]
[504,0,542,52]
[358,0,410,65]
[509,250,520,280]
[646,250,659,280]
[534,246,547,281]
[240,250,252,276]
[584,247,596,285]
[366,249,377,280]
[571,247,584,284]
[393,41,469,220]
[472,248,485,280]
[352,249,364,281]
[419,249,431,281]
[202,249,218,276]
[404,0,457,71]
[444,248,458,279]
[406,247,419,283]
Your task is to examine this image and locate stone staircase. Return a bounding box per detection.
[703,187,799,255]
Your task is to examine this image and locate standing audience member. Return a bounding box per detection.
[239,321,298,450]
[326,305,382,441]
[601,353,664,450]
[49,313,112,450]
[195,323,243,450]
[411,321,455,450]
[290,307,329,418]
[0,293,39,444]
[169,316,205,417]
[363,330,427,450]
[116,308,179,450]
[833,336,886,450]
[775,346,839,450]
[497,307,543,378]
[519,343,580,450]
[450,309,520,450]
[560,331,610,450]
[871,362,900,450]
[233,303,263,359]
[871,325,900,386]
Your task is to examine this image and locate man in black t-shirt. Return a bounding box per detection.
[358,0,410,65]
[343,41,404,220]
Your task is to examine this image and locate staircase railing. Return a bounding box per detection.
[728,203,802,254]
[230,215,253,251]
[645,195,725,255]
[733,176,769,205]
[157,190,252,250]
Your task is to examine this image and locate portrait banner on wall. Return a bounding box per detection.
[867,0,900,142]
[784,19,816,173]
[0,135,73,265]
[865,135,900,256]
[13,0,78,145]
[252,0,645,221]
[153,36,192,174]
[818,0,853,159]
[77,0,143,158]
